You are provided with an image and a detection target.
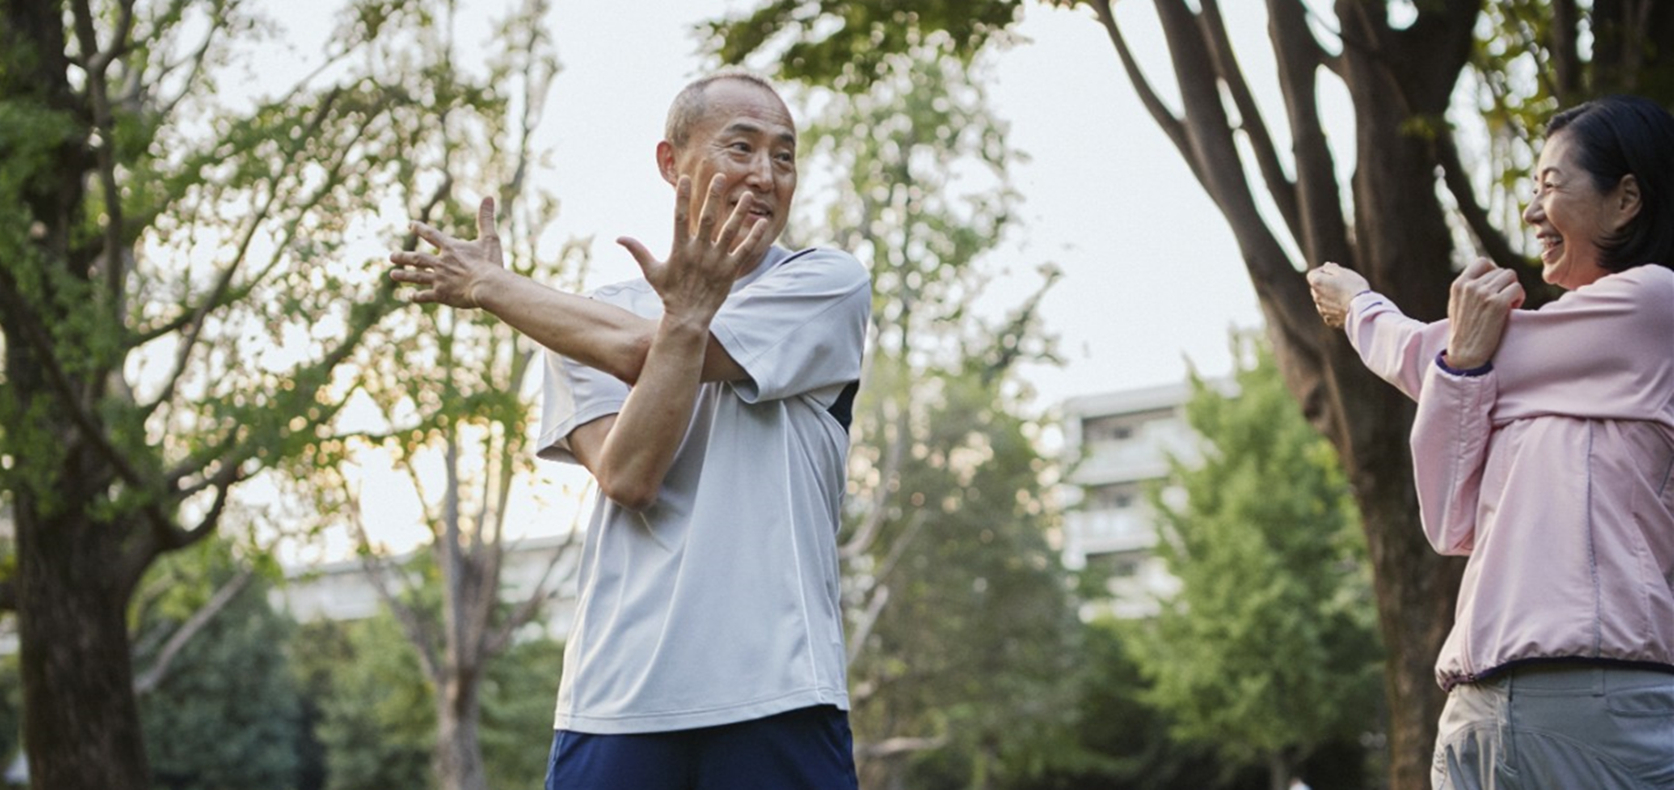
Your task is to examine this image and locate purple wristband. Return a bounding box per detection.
[1435,350,1492,377]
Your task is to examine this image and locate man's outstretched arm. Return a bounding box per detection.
[388,196,747,385]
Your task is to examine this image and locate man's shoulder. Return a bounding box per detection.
[775,245,869,288]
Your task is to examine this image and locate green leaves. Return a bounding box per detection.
[1132,334,1381,771]
[704,0,1023,92]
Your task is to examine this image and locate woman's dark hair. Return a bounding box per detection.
[1546,95,1674,272]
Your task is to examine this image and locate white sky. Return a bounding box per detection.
[245,0,1359,558]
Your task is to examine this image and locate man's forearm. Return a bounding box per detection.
[473,268,651,382]
[474,267,748,385]
[589,315,712,509]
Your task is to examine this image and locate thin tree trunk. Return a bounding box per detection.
[434,673,488,790]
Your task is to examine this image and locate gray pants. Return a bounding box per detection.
[1433,664,1674,789]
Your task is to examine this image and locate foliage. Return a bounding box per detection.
[0,651,17,771]
[1016,620,1265,790]
[703,0,1024,92]
[0,0,533,782]
[1132,334,1383,779]
[134,543,305,790]
[299,615,434,790]
[478,637,565,787]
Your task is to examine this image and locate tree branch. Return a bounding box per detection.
[1199,0,1301,242]
[132,566,254,695]
[350,497,441,681]
[1268,0,1353,269]
[483,523,583,659]
[1091,1,1207,190]
[137,88,348,413]
[1149,0,1323,353]
[1550,0,1583,104]
[0,580,14,613]
[1433,131,1554,306]
[856,735,948,760]
[70,0,135,345]
[847,584,889,666]
[840,398,907,559]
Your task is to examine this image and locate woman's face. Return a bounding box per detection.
[1522,130,1638,290]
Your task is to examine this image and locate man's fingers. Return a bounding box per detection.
[477,197,502,262]
[672,176,692,246]
[715,192,753,250]
[411,221,452,250]
[731,217,770,269]
[390,251,437,269]
[617,236,659,275]
[695,173,726,241]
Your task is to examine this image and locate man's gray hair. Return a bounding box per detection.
[664,70,786,149]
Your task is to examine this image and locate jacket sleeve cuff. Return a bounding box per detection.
[1434,350,1493,377]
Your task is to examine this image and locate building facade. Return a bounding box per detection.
[1060,380,1222,619]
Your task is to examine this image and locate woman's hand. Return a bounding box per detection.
[1307,262,1369,328]
[1444,257,1524,370]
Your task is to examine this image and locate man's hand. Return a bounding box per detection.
[617,174,771,323]
[389,197,505,308]
[1307,262,1370,328]
[1444,257,1524,370]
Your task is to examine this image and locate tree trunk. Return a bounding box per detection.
[434,673,488,790]
[16,504,150,790]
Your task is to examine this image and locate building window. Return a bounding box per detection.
[1086,483,1137,511]
[1082,415,1134,443]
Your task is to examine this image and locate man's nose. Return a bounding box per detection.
[744,151,773,187]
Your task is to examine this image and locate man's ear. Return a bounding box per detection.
[1611,173,1643,230]
[656,141,678,186]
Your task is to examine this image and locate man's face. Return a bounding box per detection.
[663,79,797,249]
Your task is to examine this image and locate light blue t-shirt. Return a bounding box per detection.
[537,245,871,734]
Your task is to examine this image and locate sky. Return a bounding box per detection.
[248,0,1349,557]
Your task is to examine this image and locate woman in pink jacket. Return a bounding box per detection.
[1311,95,1674,789]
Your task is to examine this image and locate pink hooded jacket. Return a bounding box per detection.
[1345,264,1674,689]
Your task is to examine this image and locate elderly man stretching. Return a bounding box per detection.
[388,72,869,789]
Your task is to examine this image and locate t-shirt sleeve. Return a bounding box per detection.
[534,285,638,465]
[709,248,871,403]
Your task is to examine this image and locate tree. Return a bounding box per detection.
[1017,621,1266,790]
[133,542,305,790]
[701,3,1674,786]
[290,579,568,790]
[1131,335,1382,790]
[783,36,1078,790]
[287,2,583,787]
[0,1,520,785]
[299,614,434,790]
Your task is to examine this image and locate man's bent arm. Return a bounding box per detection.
[566,313,713,510]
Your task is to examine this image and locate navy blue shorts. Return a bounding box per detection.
[543,705,858,790]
